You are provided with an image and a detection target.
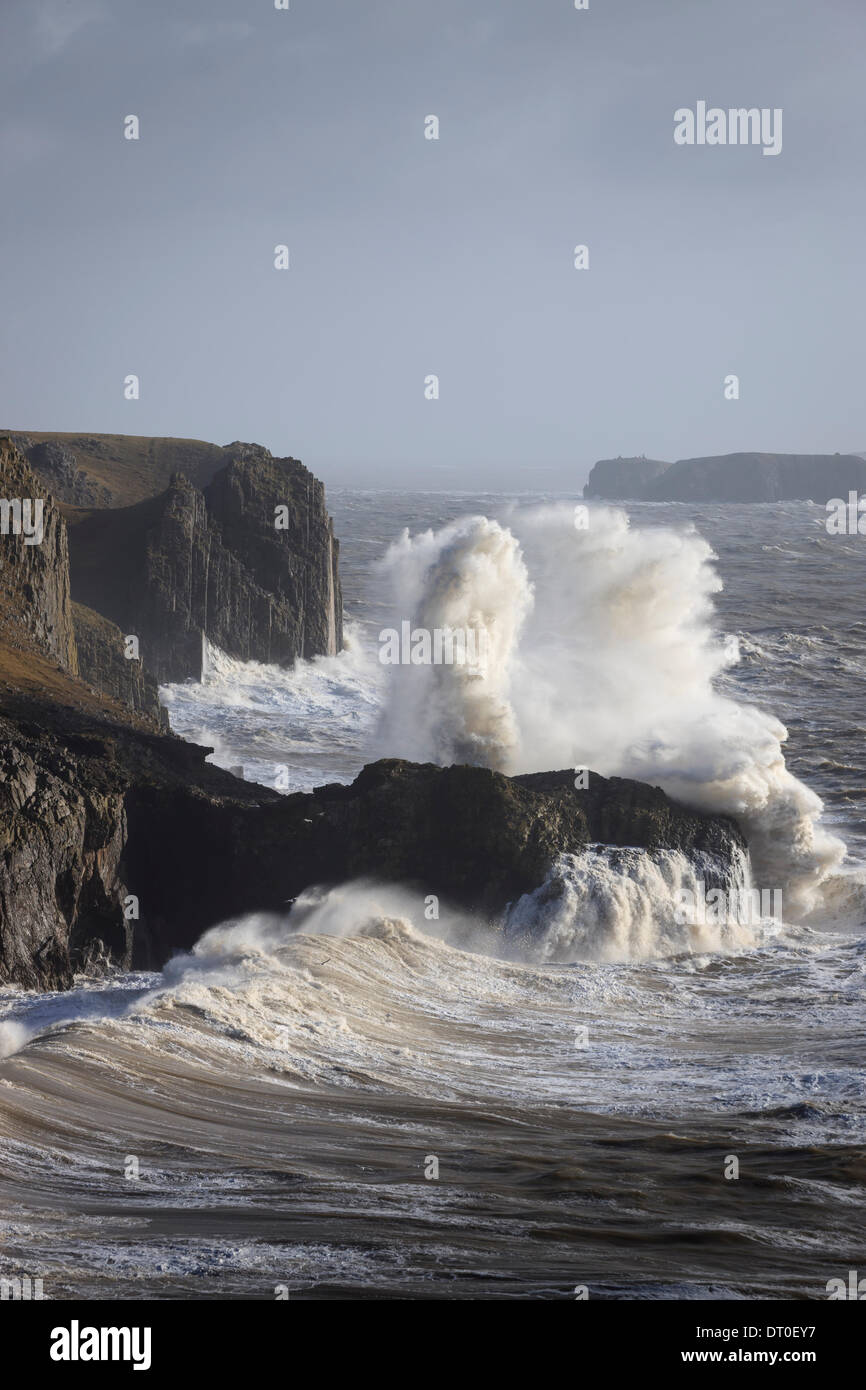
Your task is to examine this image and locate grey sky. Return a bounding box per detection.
[1,0,864,488]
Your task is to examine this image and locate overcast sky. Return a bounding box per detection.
[1,0,864,488]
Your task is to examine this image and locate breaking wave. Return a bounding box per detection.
[377,504,846,919]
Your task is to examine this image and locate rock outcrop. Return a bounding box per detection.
[0,676,272,989]
[0,689,747,985]
[68,446,342,682]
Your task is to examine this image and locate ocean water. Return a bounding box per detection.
[0,493,864,1300]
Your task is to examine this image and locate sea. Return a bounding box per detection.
[1,492,864,1300]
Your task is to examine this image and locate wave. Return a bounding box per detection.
[126,856,811,1079]
[1,880,857,1182]
[503,846,767,963]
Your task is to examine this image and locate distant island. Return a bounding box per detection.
[584,452,866,503]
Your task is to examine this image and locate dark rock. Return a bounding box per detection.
[204,448,342,662]
[68,446,342,682]
[0,439,78,672]
[0,688,747,987]
[120,756,746,970]
[72,602,168,730]
[0,713,130,989]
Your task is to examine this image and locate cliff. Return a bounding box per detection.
[0,438,78,672]
[0,700,131,989]
[0,433,323,990]
[67,444,342,682]
[72,602,167,729]
[0,438,166,987]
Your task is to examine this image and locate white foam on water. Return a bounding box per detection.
[160,621,382,792]
[0,1019,30,1058]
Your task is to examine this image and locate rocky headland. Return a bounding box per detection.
[0,434,747,990]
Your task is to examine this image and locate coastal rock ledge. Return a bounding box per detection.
[0,704,747,988]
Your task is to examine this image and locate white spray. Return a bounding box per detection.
[376,516,532,768]
[377,503,845,919]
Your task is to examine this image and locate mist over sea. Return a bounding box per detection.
[1,494,864,1299]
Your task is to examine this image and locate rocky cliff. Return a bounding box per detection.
[0,434,328,989]
[0,704,131,989]
[72,602,167,729]
[67,445,342,682]
[0,439,78,672]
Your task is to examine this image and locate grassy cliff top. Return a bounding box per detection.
[1,431,228,506]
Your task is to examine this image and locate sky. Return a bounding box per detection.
[1,0,864,489]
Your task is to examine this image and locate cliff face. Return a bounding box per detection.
[72,602,167,729]
[0,439,78,673]
[205,446,342,661]
[68,445,342,682]
[0,434,345,989]
[0,442,124,988]
[584,456,671,499]
[0,710,130,989]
